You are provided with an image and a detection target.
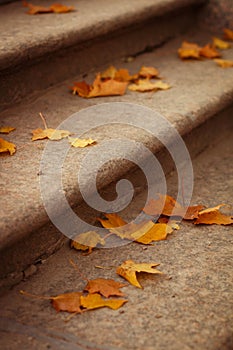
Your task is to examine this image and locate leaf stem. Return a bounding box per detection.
[39,112,48,129]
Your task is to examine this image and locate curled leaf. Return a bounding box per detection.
[0,138,16,155]
[80,293,127,310]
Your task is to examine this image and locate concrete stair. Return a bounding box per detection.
[0,0,233,295]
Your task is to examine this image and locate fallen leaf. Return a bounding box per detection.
[213,37,231,49]
[68,137,96,148]
[214,58,233,68]
[24,1,74,14]
[128,79,170,92]
[138,66,159,79]
[84,278,126,297]
[0,126,15,134]
[178,41,201,59]
[200,44,221,58]
[51,292,83,313]
[134,223,173,244]
[158,217,180,230]
[0,137,16,155]
[71,231,105,254]
[143,194,204,220]
[80,293,127,310]
[100,66,118,79]
[116,260,162,288]
[72,74,128,98]
[98,213,127,230]
[195,205,233,225]
[114,69,134,82]
[223,28,233,41]
[32,128,71,141]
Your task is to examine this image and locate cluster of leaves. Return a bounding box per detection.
[23,1,75,15]
[71,194,233,254]
[178,28,233,67]
[0,114,96,156]
[71,65,171,98]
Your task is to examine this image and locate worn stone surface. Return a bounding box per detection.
[0,128,232,349]
[0,29,233,275]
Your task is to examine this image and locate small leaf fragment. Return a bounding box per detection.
[223,28,233,41]
[31,128,71,141]
[195,205,233,225]
[128,80,170,92]
[0,138,16,155]
[213,37,231,49]
[0,126,15,134]
[68,137,96,148]
[214,59,233,68]
[80,293,127,310]
[84,278,126,298]
[116,260,162,288]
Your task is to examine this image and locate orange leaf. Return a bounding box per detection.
[84,278,126,298]
[138,66,159,79]
[134,223,173,244]
[24,2,74,14]
[80,293,127,310]
[178,41,201,59]
[214,59,233,68]
[0,137,16,155]
[51,292,83,313]
[50,3,74,13]
[31,128,71,141]
[116,260,162,288]
[212,37,231,49]
[0,126,15,134]
[199,44,221,58]
[100,66,118,79]
[97,213,127,229]
[128,80,170,92]
[195,205,233,225]
[223,28,233,41]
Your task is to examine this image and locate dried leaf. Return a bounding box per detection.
[80,293,127,310]
[100,66,118,79]
[200,44,221,58]
[143,194,204,220]
[98,213,127,230]
[214,58,233,68]
[68,137,96,148]
[114,69,134,82]
[223,28,233,41]
[213,37,231,49]
[195,205,233,225]
[117,260,162,288]
[24,2,74,14]
[134,223,173,244]
[72,74,128,98]
[0,137,16,155]
[31,128,71,141]
[138,66,159,79]
[178,41,201,59]
[0,126,15,134]
[128,79,170,92]
[71,231,105,253]
[158,217,180,230]
[51,292,83,313]
[84,278,126,297]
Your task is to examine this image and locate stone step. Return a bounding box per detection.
[0,0,205,110]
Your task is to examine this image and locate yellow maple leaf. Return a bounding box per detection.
[116,260,162,288]
[128,79,170,92]
[71,231,105,254]
[80,293,127,310]
[214,59,233,68]
[0,126,15,134]
[213,37,231,49]
[32,128,71,141]
[223,28,233,41]
[68,137,96,148]
[195,204,233,225]
[0,137,16,155]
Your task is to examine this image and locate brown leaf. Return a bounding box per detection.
[138,66,159,79]
[128,80,170,92]
[51,292,83,313]
[24,2,74,14]
[195,205,233,225]
[117,260,162,288]
[0,137,16,155]
[0,126,15,134]
[68,137,96,148]
[80,293,127,310]
[71,231,105,254]
[143,194,204,220]
[31,128,71,141]
[199,44,221,58]
[214,59,233,68]
[84,278,126,297]
[72,74,128,98]
[178,41,201,59]
[223,28,233,41]
[213,37,231,49]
